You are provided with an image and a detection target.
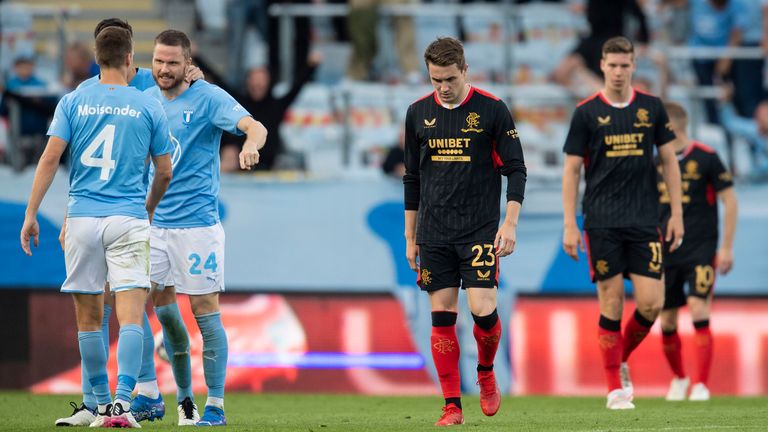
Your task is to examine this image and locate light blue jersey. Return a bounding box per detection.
[145,80,249,228]
[78,67,156,91]
[48,83,173,219]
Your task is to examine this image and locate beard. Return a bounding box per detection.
[154,71,185,91]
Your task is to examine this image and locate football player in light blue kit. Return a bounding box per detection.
[20,27,173,428]
[145,29,266,426]
[55,18,206,427]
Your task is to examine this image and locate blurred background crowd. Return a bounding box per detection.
[0,0,766,182]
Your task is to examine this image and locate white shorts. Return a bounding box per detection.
[150,223,225,295]
[62,216,151,294]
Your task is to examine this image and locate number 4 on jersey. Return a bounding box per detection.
[80,124,116,180]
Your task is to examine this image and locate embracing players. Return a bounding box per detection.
[561,36,684,409]
[403,37,526,426]
[21,26,173,428]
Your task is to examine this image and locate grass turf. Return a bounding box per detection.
[0,392,765,431]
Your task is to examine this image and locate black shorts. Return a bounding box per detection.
[417,242,498,291]
[663,244,717,310]
[584,226,663,282]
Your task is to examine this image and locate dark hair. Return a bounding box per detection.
[602,36,634,57]
[664,101,688,124]
[154,29,192,60]
[94,18,133,39]
[424,37,466,70]
[95,26,133,68]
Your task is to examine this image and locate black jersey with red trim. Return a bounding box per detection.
[403,86,527,244]
[563,89,676,229]
[658,141,733,256]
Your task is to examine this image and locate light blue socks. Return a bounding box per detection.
[137,312,157,384]
[115,324,143,402]
[195,312,228,400]
[81,304,112,409]
[78,331,111,406]
[156,303,194,401]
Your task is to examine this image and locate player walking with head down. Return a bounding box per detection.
[658,102,737,402]
[403,37,526,426]
[144,29,266,426]
[561,36,684,409]
[20,26,173,428]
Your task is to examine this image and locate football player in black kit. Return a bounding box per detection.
[657,102,737,403]
[403,37,526,426]
[561,36,684,410]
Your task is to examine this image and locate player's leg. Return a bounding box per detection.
[79,285,112,419]
[418,243,463,426]
[129,306,165,422]
[104,216,152,428]
[620,228,665,397]
[687,261,716,401]
[189,293,228,426]
[660,266,689,401]
[462,241,501,417]
[584,228,633,409]
[172,223,227,426]
[428,288,463,426]
[57,217,111,427]
[152,283,197,425]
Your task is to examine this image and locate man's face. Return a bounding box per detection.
[13,61,34,80]
[427,62,468,105]
[152,43,189,91]
[246,68,270,100]
[600,53,635,93]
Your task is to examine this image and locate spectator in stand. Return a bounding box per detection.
[551,0,649,91]
[62,42,97,90]
[5,57,50,136]
[719,86,768,180]
[382,130,405,179]
[731,0,768,117]
[215,52,323,171]
[347,0,420,83]
[686,0,744,124]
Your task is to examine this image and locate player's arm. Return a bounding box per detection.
[562,155,584,260]
[717,186,737,274]
[658,143,684,251]
[21,136,67,256]
[236,116,267,170]
[403,106,420,272]
[493,101,527,257]
[146,153,172,221]
[561,107,589,261]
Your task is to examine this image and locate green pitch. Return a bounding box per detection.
[0,392,765,431]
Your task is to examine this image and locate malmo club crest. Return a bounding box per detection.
[433,338,456,354]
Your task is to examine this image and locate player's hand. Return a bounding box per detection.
[494,221,517,257]
[185,65,204,83]
[666,214,684,252]
[562,224,584,261]
[239,141,261,170]
[58,218,67,251]
[308,51,323,67]
[716,247,734,275]
[406,239,419,272]
[20,217,40,256]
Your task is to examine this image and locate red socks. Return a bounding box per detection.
[694,320,713,385]
[662,330,686,378]
[431,312,461,400]
[472,311,501,369]
[622,309,654,362]
[598,316,623,392]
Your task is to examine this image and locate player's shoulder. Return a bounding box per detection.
[409,90,436,110]
[633,88,663,107]
[472,86,502,102]
[690,141,717,155]
[576,91,602,109]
